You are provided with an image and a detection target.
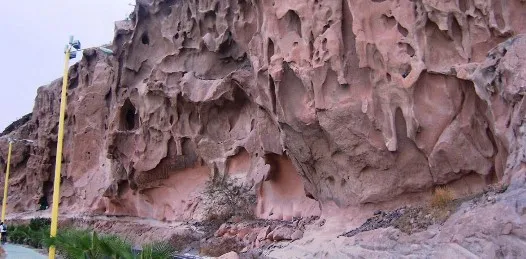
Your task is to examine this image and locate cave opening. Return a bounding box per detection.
[267,38,275,64]
[39,180,53,210]
[141,32,150,45]
[120,99,139,131]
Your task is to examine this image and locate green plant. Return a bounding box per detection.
[9,222,179,259]
[140,241,177,259]
[7,217,51,248]
[43,228,177,259]
[98,235,135,259]
[9,225,30,244]
[29,217,51,231]
[44,229,129,259]
[28,228,49,248]
[8,223,50,248]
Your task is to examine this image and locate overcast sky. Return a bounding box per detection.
[0,0,133,131]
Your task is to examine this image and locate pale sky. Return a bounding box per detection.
[0,0,134,131]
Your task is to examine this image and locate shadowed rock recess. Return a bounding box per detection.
[1,0,526,257]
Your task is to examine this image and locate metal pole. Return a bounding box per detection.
[48,47,70,259]
[1,141,12,222]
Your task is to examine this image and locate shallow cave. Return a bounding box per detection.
[279,10,302,38]
[39,180,53,210]
[141,32,150,45]
[119,99,139,131]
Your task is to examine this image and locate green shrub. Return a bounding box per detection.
[9,225,30,244]
[44,229,117,259]
[98,234,134,258]
[9,223,49,248]
[28,228,49,248]
[10,222,178,258]
[29,217,51,231]
[141,241,177,259]
[44,228,177,259]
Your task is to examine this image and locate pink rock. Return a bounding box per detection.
[257,226,271,241]
[236,227,251,239]
[246,231,258,243]
[501,223,513,235]
[215,224,230,237]
[269,226,295,241]
[291,230,304,241]
[1,6,526,259]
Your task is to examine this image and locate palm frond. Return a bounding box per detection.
[99,234,134,259]
[141,241,177,259]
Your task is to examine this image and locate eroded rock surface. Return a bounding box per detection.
[267,185,526,258]
[266,28,526,259]
[0,0,525,245]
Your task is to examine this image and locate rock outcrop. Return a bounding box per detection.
[267,183,526,258]
[0,0,525,239]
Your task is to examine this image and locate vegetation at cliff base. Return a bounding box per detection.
[9,218,177,259]
[9,217,50,248]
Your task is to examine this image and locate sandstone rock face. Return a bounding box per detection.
[0,0,525,226]
[267,186,526,258]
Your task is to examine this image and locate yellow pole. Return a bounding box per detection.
[48,47,70,259]
[1,141,12,222]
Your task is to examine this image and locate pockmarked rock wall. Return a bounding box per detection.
[0,0,525,222]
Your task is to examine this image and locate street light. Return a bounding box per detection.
[0,137,34,242]
[0,137,34,221]
[0,139,12,225]
[65,36,114,60]
[48,36,114,259]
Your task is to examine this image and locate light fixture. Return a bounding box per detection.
[65,36,114,60]
[49,35,114,259]
[0,137,35,227]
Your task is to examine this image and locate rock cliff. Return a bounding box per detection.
[1,0,525,251]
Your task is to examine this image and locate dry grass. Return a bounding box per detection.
[486,182,509,194]
[201,174,256,222]
[430,187,454,209]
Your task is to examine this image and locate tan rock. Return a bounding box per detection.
[217,251,239,259]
